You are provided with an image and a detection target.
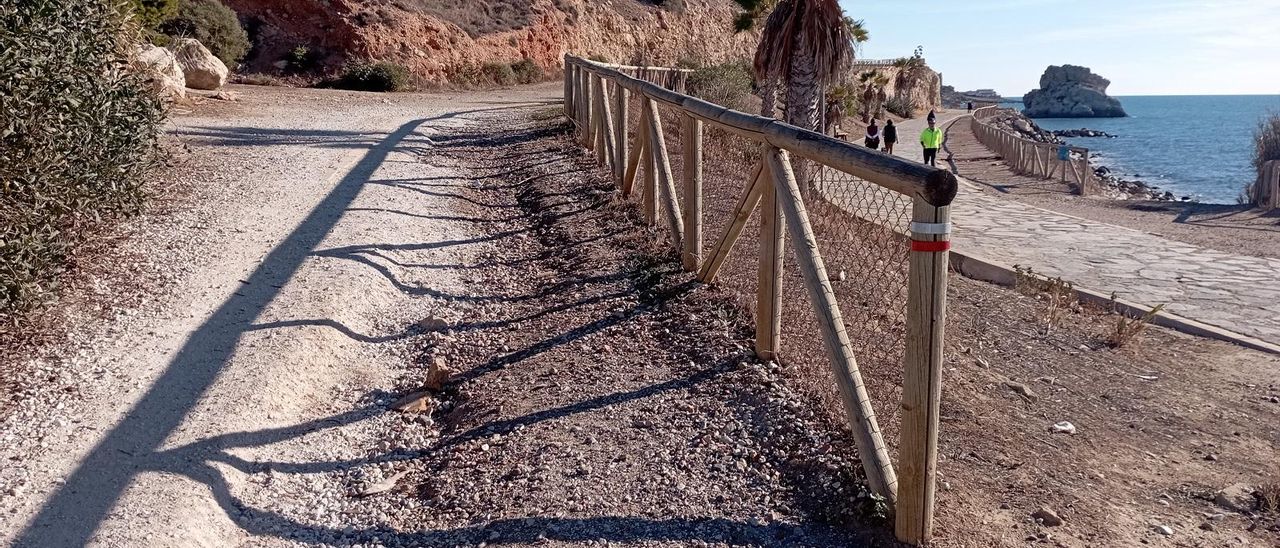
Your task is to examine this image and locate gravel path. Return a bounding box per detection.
[0,84,560,546]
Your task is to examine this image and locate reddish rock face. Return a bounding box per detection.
[224,0,757,85]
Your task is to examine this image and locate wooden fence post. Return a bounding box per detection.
[896,197,952,545]
[645,99,684,247]
[681,113,703,272]
[1271,161,1280,209]
[592,75,605,162]
[1080,150,1091,196]
[622,105,648,198]
[564,57,573,118]
[613,80,629,187]
[641,98,658,225]
[764,146,898,503]
[593,75,617,171]
[756,149,784,361]
[579,67,592,147]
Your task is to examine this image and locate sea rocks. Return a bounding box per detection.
[1023,65,1126,118]
[170,38,229,90]
[1052,128,1115,138]
[132,44,186,100]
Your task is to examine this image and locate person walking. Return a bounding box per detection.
[926,108,937,124]
[864,119,880,150]
[882,119,897,154]
[920,118,943,167]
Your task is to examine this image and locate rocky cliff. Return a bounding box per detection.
[851,60,942,115]
[1022,65,1125,118]
[223,0,756,85]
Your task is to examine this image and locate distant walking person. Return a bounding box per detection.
[920,118,943,167]
[883,119,897,154]
[966,101,973,112]
[864,120,881,150]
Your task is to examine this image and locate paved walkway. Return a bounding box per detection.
[887,114,1280,347]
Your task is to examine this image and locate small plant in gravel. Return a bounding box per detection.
[1,0,166,324]
[334,60,412,92]
[1105,294,1164,348]
[1261,480,1280,513]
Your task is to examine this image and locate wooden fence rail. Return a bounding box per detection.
[1255,160,1280,209]
[564,55,958,546]
[970,106,1096,195]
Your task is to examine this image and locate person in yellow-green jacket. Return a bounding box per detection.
[920,118,944,167]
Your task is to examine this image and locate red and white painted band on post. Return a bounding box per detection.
[909,221,951,253]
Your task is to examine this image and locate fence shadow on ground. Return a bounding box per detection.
[10,103,545,546]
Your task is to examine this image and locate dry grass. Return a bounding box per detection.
[1261,480,1280,513]
[1106,297,1165,348]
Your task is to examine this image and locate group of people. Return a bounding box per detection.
[862,109,944,167]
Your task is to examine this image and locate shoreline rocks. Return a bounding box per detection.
[1023,65,1126,118]
[1052,128,1115,138]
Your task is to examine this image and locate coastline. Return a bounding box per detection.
[945,118,1280,259]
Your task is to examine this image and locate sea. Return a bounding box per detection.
[1006,95,1280,204]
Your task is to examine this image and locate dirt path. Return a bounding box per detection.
[0,84,559,546]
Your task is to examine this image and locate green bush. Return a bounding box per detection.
[284,45,320,74]
[885,95,916,118]
[1,0,166,323]
[687,61,754,111]
[158,0,249,66]
[510,59,543,84]
[127,0,178,28]
[481,62,517,87]
[335,60,412,92]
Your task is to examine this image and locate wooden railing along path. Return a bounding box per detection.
[1256,160,1280,209]
[564,55,959,545]
[970,105,1096,195]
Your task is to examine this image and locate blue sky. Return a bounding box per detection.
[840,0,1280,96]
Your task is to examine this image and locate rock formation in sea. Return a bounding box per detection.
[1022,65,1126,118]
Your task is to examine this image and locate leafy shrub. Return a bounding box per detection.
[157,0,250,66]
[335,60,412,92]
[588,53,609,63]
[885,95,916,118]
[481,62,517,87]
[127,0,178,28]
[510,58,543,84]
[1,0,166,323]
[687,61,754,111]
[284,45,320,74]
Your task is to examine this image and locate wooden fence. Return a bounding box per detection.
[1255,160,1280,209]
[970,106,1096,195]
[564,55,958,545]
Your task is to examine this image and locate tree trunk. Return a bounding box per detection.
[759,78,779,118]
[783,44,819,187]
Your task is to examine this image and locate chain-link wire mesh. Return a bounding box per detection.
[583,64,920,454]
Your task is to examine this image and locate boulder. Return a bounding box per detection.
[170,38,229,90]
[1215,483,1258,513]
[132,44,185,100]
[1022,65,1126,118]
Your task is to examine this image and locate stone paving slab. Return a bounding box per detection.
[861,115,1280,346]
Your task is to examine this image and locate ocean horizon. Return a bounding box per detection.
[1003,94,1280,204]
